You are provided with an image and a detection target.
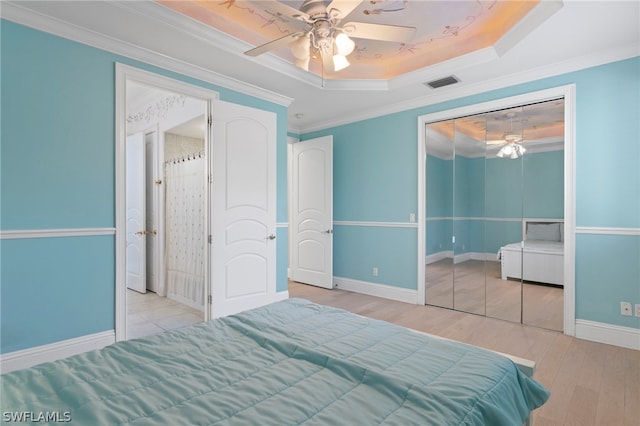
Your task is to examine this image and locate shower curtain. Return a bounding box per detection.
[164,153,205,310]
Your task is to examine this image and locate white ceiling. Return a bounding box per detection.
[3,1,639,133]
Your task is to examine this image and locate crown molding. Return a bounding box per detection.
[493,0,564,57]
[1,1,293,107]
[300,43,639,133]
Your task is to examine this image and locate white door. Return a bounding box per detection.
[210,100,277,318]
[144,131,159,292]
[291,136,334,288]
[126,132,146,293]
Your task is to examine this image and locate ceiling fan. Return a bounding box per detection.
[486,112,527,158]
[244,0,416,74]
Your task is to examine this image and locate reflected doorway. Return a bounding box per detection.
[125,81,207,339]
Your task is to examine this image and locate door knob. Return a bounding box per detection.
[268,234,276,240]
[325,229,333,234]
[135,230,146,236]
[149,229,157,235]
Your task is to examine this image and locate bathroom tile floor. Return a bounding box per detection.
[127,289,203,339]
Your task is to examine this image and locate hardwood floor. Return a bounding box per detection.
[289,281,640,426]
[426,259,564,331]
[127,289,203,339]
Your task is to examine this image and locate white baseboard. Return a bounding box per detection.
[274,290,290,303]
[575,320,640,350]
[425,251,453,264]
[0,331,115,374]
[333,277,417,304]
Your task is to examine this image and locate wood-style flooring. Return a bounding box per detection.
[289,281,640,426]
[426,259,564,331]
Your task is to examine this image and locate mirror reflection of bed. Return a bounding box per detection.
[425,99,564,332]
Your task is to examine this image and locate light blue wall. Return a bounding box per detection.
[426,151,564,255]
[0,237,115,351]
[334,225,416,289]
[523,151,564,218]
[303,56,639,330]
[0,20,290,353]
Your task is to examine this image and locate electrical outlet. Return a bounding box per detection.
[635,304,640,317]
[620,301,632,316]
[372,267,379,277]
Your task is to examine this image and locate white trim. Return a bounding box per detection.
[276,222,288,228]
[333,221,418,228]
[0,331,115,374]
[333,277,417,305]
[563,84,576,336]
[0,228,115,239]
[418,84,576,335]
[275,290,290,303]
[425,251,453,265]
[425,217,526,222]
[2,0,635,134]
[576,227,640,236]
[417,109,426,305]
[302,44,637,133]
[575,320,640,351]
[0,1,292,108]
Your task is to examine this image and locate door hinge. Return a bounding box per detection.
[209,174,213,184]
[208,295,212,304]
[208,115,212,126]
[208,235,212,244]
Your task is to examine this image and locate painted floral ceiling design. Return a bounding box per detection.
[157,0,540,79]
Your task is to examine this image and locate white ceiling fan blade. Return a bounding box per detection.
[245,32,305,57]
[263,1,310,22]
[342,22,416,42]
[326,0,362,21]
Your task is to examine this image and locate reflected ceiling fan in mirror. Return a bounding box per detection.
[487,112,527,159]
[244,0,416,74]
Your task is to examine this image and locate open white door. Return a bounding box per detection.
[291,136,334,289]
[210,100,277,318]
[126,132,146,293]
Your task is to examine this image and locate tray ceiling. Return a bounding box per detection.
[157,0,542,80]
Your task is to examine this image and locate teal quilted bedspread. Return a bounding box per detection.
[1,299,549,425]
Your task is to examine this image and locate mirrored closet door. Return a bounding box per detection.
[425,119,455,310]
[424,99,564,332]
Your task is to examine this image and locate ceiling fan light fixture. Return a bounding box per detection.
[335,32,355,56]
[333,54,350,71]
[496,143,526,159]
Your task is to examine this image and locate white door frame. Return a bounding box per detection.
[115,63,219,341]
[417,84,576,336]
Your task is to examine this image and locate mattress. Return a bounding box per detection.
[1,299,549,425]
[501,240,564,255]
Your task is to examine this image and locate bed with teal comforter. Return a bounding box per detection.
[1,298,549,425]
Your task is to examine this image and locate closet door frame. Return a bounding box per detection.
[417,84,576,336]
